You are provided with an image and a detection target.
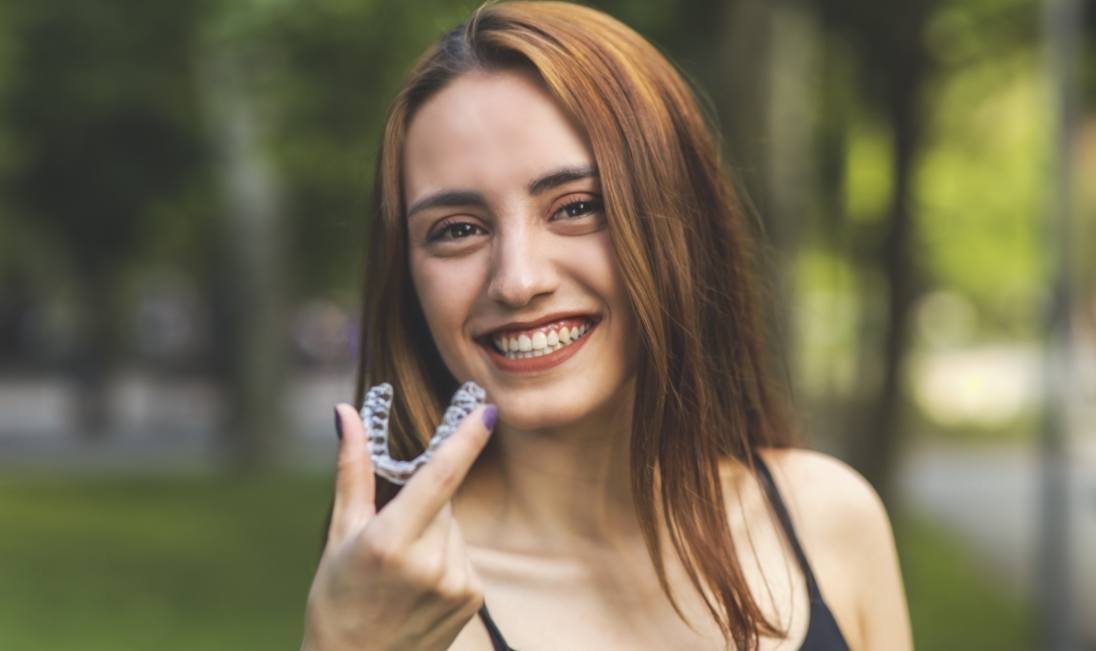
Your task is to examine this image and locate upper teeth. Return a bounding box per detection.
[492,321,592,359]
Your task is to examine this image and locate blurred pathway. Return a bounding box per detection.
[900,439,1096,646]
[0,370,351,470]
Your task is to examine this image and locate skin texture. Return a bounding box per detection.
[302,69,912,650]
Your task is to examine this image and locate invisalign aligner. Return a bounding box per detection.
[360,381,487,485]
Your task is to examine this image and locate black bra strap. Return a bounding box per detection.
[753,454,822,600]
[478,602,515,651]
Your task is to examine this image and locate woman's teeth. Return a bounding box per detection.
[491,321,593,359]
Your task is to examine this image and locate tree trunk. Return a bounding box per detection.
[764,1,819,427]
[72,270,116,440]
[849,34,926,505]
[199,42,289,471]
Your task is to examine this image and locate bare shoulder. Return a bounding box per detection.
[757,447,885,539]
[755,447,913,651]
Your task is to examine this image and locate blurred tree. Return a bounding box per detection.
[247,0,477,301]
[2,0,208,436]
[198,29,290,470]
[814,0,939,502]
[1039,0,1083,647]
[1081,0,1096,312]
[808,0,1048,502]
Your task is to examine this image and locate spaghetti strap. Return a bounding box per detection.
[753,454,823,601]
[478,602,516,651]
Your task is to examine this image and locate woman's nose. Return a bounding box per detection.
[486,227,559,307]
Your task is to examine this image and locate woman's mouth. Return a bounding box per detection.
[478,316,600,372]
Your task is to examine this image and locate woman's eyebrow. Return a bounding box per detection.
[405,165,598,219]
[406,190,486,220]
[527,164,598,195]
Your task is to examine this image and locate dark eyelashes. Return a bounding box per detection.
[426,220,484,243]
[555,198,603,220]
[425,196,604,243]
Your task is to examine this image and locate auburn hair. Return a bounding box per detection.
[353,2,797,648]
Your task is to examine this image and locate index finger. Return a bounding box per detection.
[375,403,497,542]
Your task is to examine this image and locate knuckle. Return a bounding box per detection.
[464,585,485,611]
[359,532,401,570]
[457,586,484,620]
[406,555,444,588]
[466,574,484,602]
[435,572,479,607]
[433,579,463,603]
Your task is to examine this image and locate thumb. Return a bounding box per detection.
[328,403,376,544]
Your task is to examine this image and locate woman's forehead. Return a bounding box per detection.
[402,69,594,208]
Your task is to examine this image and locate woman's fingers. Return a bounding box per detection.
[376,404,497,543]
[305,401,492,651]
[329,402,377,543]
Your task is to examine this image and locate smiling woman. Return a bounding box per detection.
[301,3,911,651]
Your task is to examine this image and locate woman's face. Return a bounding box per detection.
[403,68,637,430]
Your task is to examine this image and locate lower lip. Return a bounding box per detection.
[482,321,598,374]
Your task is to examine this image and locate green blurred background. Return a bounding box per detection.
[0,0,1092,649]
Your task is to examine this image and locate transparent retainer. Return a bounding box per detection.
[360,381,487,485]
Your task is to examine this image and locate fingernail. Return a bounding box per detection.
[333,406,343,440]
[482,404,498,431]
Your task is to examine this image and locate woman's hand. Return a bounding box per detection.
[300,401,497,651]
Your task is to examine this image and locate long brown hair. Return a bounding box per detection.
[354,2,796,648]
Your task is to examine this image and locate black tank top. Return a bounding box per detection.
[476,455,851,650]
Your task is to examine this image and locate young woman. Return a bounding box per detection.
[302,3,912,650]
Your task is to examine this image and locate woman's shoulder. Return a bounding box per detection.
[751,446,892,573]
[749,446,912,650]
[755,446,886,531]
[717,446,892,569]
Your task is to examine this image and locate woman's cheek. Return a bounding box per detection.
[413,256,484,360]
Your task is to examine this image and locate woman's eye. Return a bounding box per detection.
[553,197,603,220]
[428,221,485,242]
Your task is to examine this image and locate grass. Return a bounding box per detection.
[896,511,1036,650]
[0,472,1035,650]
[0,472,331,651]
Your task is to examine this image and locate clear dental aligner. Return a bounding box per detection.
[360,381,487,485]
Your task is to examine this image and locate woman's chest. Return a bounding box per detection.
[448,533,815,651]
[448,558,724,650]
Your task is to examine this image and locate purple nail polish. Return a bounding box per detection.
[333,406,343,440]
[482,405,498,431]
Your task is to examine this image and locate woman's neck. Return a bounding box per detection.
[455,379,642,555]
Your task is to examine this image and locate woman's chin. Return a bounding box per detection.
[492,402,591,433]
